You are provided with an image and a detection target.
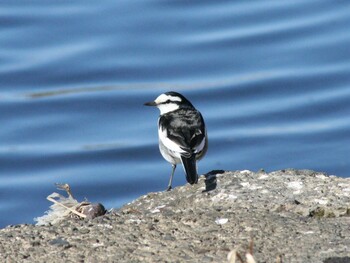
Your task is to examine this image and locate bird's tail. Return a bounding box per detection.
[180,155,198,185]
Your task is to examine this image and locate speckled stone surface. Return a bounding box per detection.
[1,169,350,262]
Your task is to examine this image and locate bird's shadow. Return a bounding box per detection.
[202,170,225,192]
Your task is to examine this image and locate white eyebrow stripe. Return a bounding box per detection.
[168,95,182,102]
[155,94,182,104]
[155,94,168,104]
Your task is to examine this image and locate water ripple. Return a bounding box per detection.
[1,0,350,227]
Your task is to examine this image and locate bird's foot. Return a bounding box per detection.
[166,186,172,192]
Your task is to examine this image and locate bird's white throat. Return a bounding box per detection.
[157,103,180,115]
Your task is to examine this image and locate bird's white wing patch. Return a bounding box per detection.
[194,135,206,153]
[158,128,187,154]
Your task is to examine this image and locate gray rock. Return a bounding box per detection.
[0,169,350,262]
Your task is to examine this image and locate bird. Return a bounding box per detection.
[144,91,208,191]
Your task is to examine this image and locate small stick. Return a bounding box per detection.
[47,196,86,218]
[55,183,74,199]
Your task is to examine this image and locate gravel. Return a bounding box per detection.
[1,169,350,262]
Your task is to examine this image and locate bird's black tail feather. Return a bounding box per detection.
[180,155,198,184]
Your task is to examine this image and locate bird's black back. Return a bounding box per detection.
[159,107,206,154]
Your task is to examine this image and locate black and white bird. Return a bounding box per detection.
[144,91,208,191]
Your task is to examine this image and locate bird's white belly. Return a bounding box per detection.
[158,139,181,165]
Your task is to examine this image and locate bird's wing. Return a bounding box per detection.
[159,126,192,158]
[159,110,206,158]
[192,129,207,154]
[187,112,207,155]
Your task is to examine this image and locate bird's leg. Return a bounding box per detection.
[166,164,176,191]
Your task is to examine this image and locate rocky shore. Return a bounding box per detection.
[1,169,350,262]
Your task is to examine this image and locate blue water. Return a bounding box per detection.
[1,1,350,228]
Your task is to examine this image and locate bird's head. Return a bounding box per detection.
[144,91,193,115]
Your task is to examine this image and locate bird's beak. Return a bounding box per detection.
[144,101,157,106]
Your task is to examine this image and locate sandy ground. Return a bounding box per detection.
[1,169,350,262]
